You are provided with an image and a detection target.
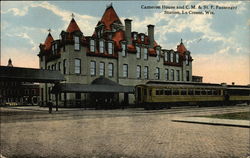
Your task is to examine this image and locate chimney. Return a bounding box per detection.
[147,24,154,48]
[124,19,132,45]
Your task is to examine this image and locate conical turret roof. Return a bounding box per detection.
[44,33,54,50]
[66,18,81,33]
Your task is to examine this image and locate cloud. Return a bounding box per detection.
[31,2,99,35]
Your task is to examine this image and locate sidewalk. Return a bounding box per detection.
[172,117,250,128]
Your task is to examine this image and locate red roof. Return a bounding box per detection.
[112,30,125,49]
[177,42,187,54]
[66,18,81,33]
[99,6,122,30]
[44,33,54,50]
[127,44,136,52]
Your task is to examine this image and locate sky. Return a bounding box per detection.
[1,1,249,85]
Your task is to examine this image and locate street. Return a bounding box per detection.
[0,105,249,158]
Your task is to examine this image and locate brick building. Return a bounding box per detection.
[38,5,193,107]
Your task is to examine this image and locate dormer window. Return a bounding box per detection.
[90,39,95,52]
[122,43,126,57]
[170,52,174,62]
[176,53,179,63]
[99,40,104,53]
[133,33,137,40]
[52,43,57,54]
[164,52,168,62]
[74,36,80,51]
[108,42,113,55]
[141,35,144,42]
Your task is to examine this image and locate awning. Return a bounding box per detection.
[0,66,65,83]
[52,83,134,93]
[52,77,135,93]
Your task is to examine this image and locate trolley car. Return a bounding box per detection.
[135,81,250,109]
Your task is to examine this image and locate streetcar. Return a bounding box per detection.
[135,81,250,109]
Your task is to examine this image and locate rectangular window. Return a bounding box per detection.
[90,61,96,75]
[122,43,126,57]
[99,40,104,53]
[136,65,141,79]
[144,66,148,79]
[58,62,61,71]
[108,63,114,77]
[155,67,160,80]
[176,70,180,81]
[164,89,172,95]
[74,36,80,50]
[99,62,105,76]
[136,46,140,59]
[90,39,95,52]
[108,42,113,54]
[156,50,160,61]
[170,69,174,81]
[186,70,190,81]
[165,69,169,80]
[75,59,81,74]
[144,47,148,60]
[63,59,67,74]
[123,64,128,78]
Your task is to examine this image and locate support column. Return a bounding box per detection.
[56,93,58,111]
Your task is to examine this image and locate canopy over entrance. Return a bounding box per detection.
[52,77,134,93]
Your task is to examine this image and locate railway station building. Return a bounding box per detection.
[38,4,193,108]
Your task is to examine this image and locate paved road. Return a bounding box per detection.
[0,105,249,158]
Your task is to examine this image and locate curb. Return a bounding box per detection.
[172,117,250,128]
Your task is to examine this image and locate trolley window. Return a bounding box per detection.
[201,90,206,95]
[195,89,201,95]
[188,89,194,95]
[173,89,179,95]
[164,89,172,95]
[207,89,212,95]
[181,89,187,95]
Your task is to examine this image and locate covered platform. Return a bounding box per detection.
[0,66,65,83]
[52,77,135,109]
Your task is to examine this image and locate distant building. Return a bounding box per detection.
[0,59,40,106]
[38,5,194,107]
[192,76,203,83]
